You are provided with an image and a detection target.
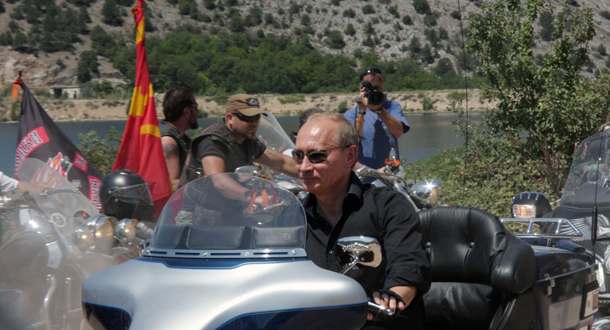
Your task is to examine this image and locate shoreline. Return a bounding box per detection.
[1,90,493,123]
[0,109,486,124]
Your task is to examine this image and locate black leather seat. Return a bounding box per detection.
[419,206,536,330]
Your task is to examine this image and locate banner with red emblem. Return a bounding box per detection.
[15,82,103,209]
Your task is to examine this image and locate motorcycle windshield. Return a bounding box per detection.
[561,130,610,208]
[16,158,100,239]
[257,110,296,180]
[149,173,307,258]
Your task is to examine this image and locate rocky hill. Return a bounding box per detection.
[0,0,609,91]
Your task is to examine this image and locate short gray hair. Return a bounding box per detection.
[307,113,359,148]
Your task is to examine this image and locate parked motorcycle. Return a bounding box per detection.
[509,129,610,322]
[0,158,139,330]
[82,173,599,330]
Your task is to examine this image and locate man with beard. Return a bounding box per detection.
[179,94,298,186]
[161,83,200,191]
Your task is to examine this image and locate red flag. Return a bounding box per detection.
[113,0,171,218]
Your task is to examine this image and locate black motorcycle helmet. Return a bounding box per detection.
[100,169,155,221]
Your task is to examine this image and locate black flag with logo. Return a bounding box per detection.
[15,83,102,209]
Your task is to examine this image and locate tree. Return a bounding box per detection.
[0,31,12,46]
[0,0,5,14]
[421,44,435,64]
[77,6,91,33]
[413,0,431,15]
[325,30,345,49]
[433,58,456,77]
[91,25,116,57]
[246,6,262,26]
[344,23,356,36]
[362,4,375,14]
[179,0,197,16]
[77,50,99,83]
[102,0,124,26]
[8,20,19,33]
[408,36,421,54]
[467,0,603,194]
[12,32,28,50]
[228,13,245,32]
[203,0,216,10]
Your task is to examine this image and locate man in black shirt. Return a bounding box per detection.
[180,94,298,186]
[161,83,199,191]
[294,113,430,329]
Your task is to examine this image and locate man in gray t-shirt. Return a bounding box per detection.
[180,94,298,188]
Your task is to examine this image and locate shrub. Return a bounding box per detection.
[413,0,431,15]
[77,128,123,176]
[337,100,348,113]
[362,4,375,14]
[278,95,306,104]
[422,96,434,111]
[343,8,355,18]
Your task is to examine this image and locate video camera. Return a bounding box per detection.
[360,81,386,106]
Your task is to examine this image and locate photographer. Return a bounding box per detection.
[344,68,410,170]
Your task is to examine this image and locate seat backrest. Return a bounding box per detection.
[419,206,536,330]
[418,206,534,292]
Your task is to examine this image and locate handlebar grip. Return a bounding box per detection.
[368,301,395,321]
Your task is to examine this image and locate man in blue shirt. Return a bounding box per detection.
[344,68,410,169]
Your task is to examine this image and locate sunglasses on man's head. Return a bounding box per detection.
[360,68,383,80]
[232,111,261,123]
[292,146,350,164]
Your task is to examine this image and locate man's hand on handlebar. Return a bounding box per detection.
[367,285,417,321]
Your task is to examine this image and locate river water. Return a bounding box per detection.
[0,112,480,175]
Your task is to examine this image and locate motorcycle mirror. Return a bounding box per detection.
[235,166,261,177]
[335,236,382,275]
[409,179,443,208]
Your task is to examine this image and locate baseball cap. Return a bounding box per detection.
[225,94,266,116]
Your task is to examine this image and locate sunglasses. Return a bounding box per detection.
[292,146,350,164]
[360,68,383,80]
[232,111,261,123]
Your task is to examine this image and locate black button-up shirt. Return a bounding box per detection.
[303,172,430,296]
[303,173,430,328]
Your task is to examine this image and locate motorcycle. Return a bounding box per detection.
[509,128,610,324]
[82,173,599,330]
[0,158,140,330]
[82,173,376,329]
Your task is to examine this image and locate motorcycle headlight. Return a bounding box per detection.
[79,215,117,252]
[75,223,95,249]
[512,204,536,219]
[115,218,138,242]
